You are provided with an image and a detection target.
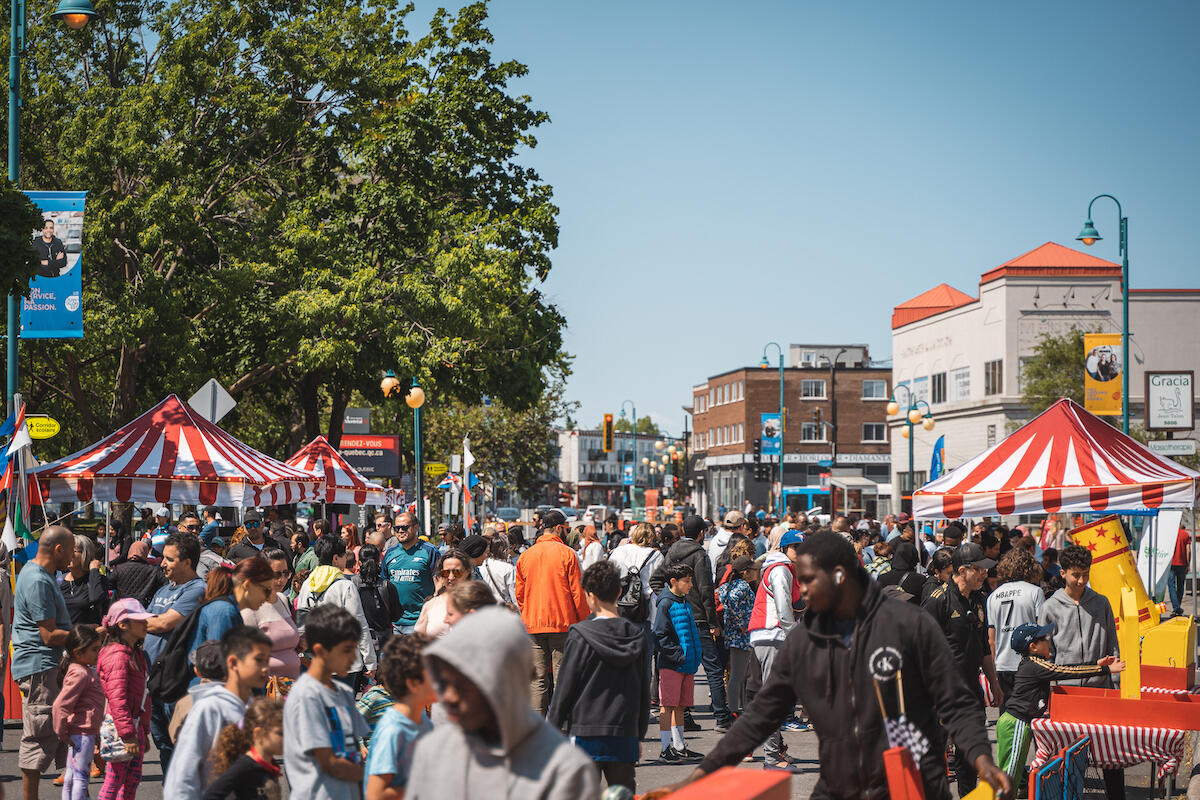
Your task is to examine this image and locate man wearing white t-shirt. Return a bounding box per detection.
[986,549,1045,711]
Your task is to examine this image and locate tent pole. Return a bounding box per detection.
[104,503,110,574]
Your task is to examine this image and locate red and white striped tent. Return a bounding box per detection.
[33,394,321,507]
[285,435,393,506]
[914,398,1200,520]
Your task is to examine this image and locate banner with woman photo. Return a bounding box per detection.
[1084,332,1122,415]
[21,190,87,338]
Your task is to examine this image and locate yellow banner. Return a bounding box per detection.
[1084,333,1122,415]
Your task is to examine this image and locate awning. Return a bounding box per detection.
[830,476,881,493]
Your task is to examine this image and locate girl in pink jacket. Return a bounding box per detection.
[52,625,105,800]
[96,598,154,800]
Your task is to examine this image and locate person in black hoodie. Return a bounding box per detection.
[547,561,650,793]
[661,532,1011,800]
[648,514,732,730]
[877,541,925,603]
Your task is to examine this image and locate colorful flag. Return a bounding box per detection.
[929,435,945,481]
[463,437,475,530]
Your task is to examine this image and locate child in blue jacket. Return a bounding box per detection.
[653,561,702,763]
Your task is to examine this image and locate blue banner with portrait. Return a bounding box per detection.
[761,412,782,456]
[21,190,86,339]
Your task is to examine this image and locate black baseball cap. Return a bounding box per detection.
[952,542,996,571]
[682,514,705,539]
[541,509,567,529]
[1010,623,1055,654]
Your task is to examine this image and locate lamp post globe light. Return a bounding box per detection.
[6,0,97,411]
[381,370,427,533]
[759,341,785,518]
[887,385,934,515]
[1076,194,1130,434]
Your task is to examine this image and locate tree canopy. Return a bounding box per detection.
[1019,326,1092,417]
[612,415,662,436]
[13,0,566,463]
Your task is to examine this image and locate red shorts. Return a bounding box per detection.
[658,669,695,707]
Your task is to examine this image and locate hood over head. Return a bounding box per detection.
[891,541,919,572]
[667,537,704,561]
[573,616,646,668]
[304,565,344,595]
[423,607,541,754]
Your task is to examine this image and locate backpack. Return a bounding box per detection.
[713,563,735,626]
[616,550,655,623]
[146,603,207,703]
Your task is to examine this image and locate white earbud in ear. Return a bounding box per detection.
[834,571,844,585]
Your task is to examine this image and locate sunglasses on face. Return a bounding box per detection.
[245,521,261,528]
[441,568,466,578]
[180,524,200,532]
[272,569,289,578]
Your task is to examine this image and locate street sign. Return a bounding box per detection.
[622,464,634,486]
[343,407,371,434]
[424,462,448,479]
[817,459,834,468]
[188,378,236,424]
[339,434,401,476]
[25,415,60,439]
[1149,439,1197,456]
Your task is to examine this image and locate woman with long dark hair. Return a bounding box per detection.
[187,557,273,659]
[352,543,401,652]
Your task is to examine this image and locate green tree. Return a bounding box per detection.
[612,415,661,436]
[13,1,566,461]
[0,181,46,297]
[1020,327,1095,416]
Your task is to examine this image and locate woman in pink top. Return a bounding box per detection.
[240,547,302,680]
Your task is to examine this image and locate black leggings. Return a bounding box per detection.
[597,761,636,793]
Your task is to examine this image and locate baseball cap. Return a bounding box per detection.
[461,534,488,561]
[154,506,169,517]
[723,510,747,528]
[681,514,706,539]
[243,509,262,524]
[1010,623,1055,655]
[780,530,805,550]
[897,512,911,523]
[952,541,996,571]
[541,509,567,529]
[102,598,153,627]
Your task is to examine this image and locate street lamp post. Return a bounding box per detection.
[817,348,848,466]
[1077,194,1130,433]
[621,399,636,512]
[887,385,934,515]
[6,0,98,412]
[759,341,784,518]
[382,371,427,533]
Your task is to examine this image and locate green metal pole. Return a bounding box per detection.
[777,353,784,518]
[907,409,914,517]
[1120,216,1129,434]
[7,0,22,413]
[412,377,423,534]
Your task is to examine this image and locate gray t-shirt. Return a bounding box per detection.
[986,580,1045,672]
[12,562,71,680]
[143,578,206,665]
[284,673,370,800]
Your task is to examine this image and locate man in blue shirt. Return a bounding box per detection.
[143,531,206,774]
[13,526,74,799]
[382,512,440,635]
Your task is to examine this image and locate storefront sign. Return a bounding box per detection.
[339,434,400,476]
[1145,371,1194,431]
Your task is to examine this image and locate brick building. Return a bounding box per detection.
[688,345,893,518]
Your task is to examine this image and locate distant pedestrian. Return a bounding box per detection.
[382,511,440,635]
[514,509,590,715]
[352,544,401,652]
[717,555,758,716]
[109,540,166,608]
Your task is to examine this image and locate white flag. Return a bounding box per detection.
[463,436,475,472]
[1,514,15,552]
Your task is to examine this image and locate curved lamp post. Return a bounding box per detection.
[382,370,427,532]
[759,341,784,518]
[7,0,98,410]
[887,385,934,515]
[1076,194,1130,433]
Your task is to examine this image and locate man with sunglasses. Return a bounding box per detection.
[182,513,230,579]
[226,510,289,565]
[382,511,440,635]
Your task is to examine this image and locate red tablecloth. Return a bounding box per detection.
[1030,718,1187,780]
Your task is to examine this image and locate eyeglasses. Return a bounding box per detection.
[375,522,391,529]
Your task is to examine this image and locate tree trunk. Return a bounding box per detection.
[326,387,350,449]
[300,372,321,441]
[110,343,147,426]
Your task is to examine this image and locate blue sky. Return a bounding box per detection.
[415,1,1200,437]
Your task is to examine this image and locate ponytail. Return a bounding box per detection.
[58,624,101,684]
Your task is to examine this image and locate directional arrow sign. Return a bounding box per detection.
[188,378,236,424]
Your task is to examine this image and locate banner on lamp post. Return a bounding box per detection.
[1084,333,1123,416]
[22,191,87,339]
[760,413,782,456]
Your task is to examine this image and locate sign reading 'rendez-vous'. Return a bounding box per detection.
[1145,371,1194,432]
[22,190,86,339]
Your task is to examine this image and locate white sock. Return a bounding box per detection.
[671,725,685,750]
[660,730,671,749]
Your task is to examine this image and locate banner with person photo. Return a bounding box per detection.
[1084,332,1122,416]
[21,190,87,338]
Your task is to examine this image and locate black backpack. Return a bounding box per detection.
[146,601,212,703]
[616,551,655,623]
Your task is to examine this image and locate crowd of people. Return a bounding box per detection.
[1,502,1183,799]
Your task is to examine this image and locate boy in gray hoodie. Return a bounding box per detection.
[406,607,599,800]
[164,625,271,797]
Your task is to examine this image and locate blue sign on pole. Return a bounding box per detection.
[761,412,782,456]
[22,191,87,339]
[622,464,634,486]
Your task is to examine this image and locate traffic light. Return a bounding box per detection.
[751,437,764,482]
[602,413,614,452]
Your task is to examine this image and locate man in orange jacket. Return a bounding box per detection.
[515,509,591,715]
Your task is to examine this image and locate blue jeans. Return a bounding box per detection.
[698,628,730,722]
[1169,566,1188,615]
[150,698,175,775]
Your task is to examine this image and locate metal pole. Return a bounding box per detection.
[907,410,914,517]
[1120,215,1130,434]
[7,0,23,414]
[777,352,784,518]
[412,377,423,537]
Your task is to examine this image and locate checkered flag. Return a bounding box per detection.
[884,715,931,762]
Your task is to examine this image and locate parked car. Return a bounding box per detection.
[494,507,520,522]
[583,505,612,525]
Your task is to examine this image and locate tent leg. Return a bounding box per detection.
[104,504,111,573]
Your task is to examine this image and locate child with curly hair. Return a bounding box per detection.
[364,635,436,800]
[202,697,284,800]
